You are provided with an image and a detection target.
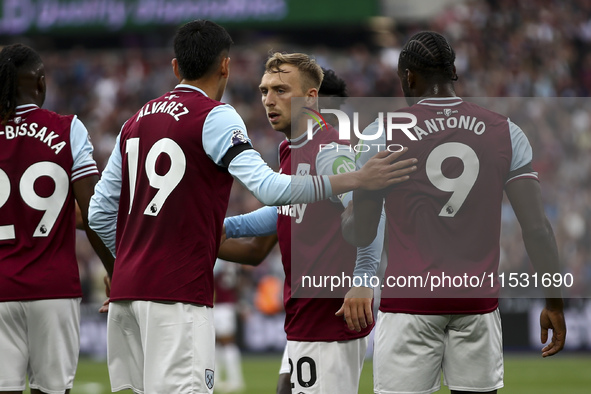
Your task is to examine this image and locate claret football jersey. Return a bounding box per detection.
[277,124,374,341]
[358,97,537,314]
[109,85,240,307]
[0,104,99,301]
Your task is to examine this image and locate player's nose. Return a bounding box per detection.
[263,92,275,107]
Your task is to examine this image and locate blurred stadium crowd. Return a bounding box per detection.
[35,0,591,306]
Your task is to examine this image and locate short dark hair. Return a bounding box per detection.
[173,19,233,81]
[319,67,347,109]
[0,44,43,125]
[319,68,348,97]
[398,31,458,82]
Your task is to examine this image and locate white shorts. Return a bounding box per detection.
[214,303,236,338]
[107,301,215,394]
[0,298,81,394]
[374,309,504,394]
[287,337,368,394]
[279,344,290,375]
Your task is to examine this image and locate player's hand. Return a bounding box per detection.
[540,300,566,357]
[99,275,111,313]
[335,286,373,332]
[357,148,417,191]
[98,298,110,314]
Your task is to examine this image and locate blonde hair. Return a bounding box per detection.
[264,52,324,92]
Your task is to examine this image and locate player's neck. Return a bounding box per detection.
[288,128,306,141]
[179,78,223,101]
[419,83,456,100]
[16,93,42,107]
[286,116,310,140]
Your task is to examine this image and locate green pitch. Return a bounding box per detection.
[24,353,591,393]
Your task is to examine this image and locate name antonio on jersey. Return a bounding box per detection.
[0,122,66,154]
[410,113,487,140]
[277,203,307,224]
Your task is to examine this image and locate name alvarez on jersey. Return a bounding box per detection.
[135,98,189,122]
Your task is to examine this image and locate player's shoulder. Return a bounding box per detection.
[315,123,349,145]
[27,108,77,136]
[461,99,507,120]
[33,107,75,123]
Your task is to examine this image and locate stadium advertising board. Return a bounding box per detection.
[0,0,378,34]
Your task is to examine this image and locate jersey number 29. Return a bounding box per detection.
[0,163,69,240]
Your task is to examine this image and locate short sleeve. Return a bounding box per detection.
[508,119,533,171]
[202,105,252,167]
[506,119,539,184]
[70,116,99,182]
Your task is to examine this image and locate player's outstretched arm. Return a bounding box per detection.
[505,178,566,357]
[226,147,416,206]
[220,206,278,265]
[219,235,278,266]
[73,175,115,278]
[330,148,417,195]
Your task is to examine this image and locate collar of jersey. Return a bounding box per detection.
[417,97,463,107]
[287,123,322,149]
[15,104,39,115]
[173,84,208,97]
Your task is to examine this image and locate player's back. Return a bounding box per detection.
[0,105,85,301]
[112,86,234,307]
[379,97,533,313]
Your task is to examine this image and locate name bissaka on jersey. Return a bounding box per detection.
[0,122,66,154]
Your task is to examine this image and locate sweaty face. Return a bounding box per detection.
[259,64,307,134]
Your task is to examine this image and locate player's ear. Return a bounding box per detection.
[171,58,181,81]
[220,57,230,79]
[36,73,46,106]
[406,69,415,88]
[304,87,318,107]
[37,74,46,96]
